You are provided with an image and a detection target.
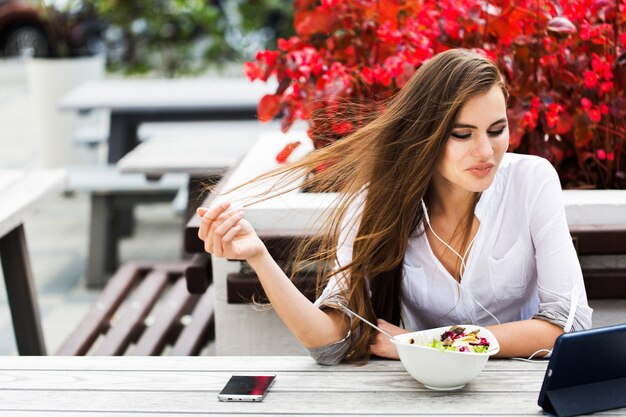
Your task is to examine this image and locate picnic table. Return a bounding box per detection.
[0,169,66,355]
[117,122,272,178]
[58,78,276,163]
[116,120,279,245]
[0,356,600,415]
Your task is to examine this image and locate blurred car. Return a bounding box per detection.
[0,0,103,58]
[0,0,50,57]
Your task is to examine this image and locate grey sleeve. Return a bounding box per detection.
[305,292,355,365]
[531,285,593,332]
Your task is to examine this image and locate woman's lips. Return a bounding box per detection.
[467,163,494,178]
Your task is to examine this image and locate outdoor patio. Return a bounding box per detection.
[0,0,625,414]
[0,59,624,356]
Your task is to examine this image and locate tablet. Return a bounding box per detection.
[538,323,626,416]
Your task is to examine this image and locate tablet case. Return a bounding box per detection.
[538,324,626,417]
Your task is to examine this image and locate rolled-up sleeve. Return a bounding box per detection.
[306,192,365,365]
[528,159,593,332]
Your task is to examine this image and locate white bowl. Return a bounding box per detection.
[390,325,500,390]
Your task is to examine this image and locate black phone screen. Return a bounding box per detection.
[220,375,275,396]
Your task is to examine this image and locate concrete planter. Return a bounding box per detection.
[213,132,626,355]
[26,54,105,168]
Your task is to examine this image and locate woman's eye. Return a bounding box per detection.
[487,127,506,137]
[451,132,472,139]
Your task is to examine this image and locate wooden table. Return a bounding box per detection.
[0,356,593,416]
[0,169,66,355]
[59,78,276,163]
[116,121,275,178]
[117,121,280,245]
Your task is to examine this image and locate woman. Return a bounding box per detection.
[197,48,592,364]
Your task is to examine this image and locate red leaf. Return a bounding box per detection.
[295,9,329,35]
[574,114,594,147]
[377,0,402,24]
[506,108,526,149]
[258,94,281,122]
[244,62,264,81]
[556,110,573,135]
[276,141,301,164]
[550,145,564,162]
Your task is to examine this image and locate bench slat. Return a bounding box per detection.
[583,268,626,299]
[570,225,626,255]
[93,270,169,355]
[56,263,142,355]
[132,277,198,356]
[169,285,215,356]
[227,271,317,304]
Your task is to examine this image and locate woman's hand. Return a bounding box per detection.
[197,202,265,261]
[369,319,409,360]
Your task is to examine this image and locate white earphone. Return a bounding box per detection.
[421,199,500,325]
[419,198,581,362]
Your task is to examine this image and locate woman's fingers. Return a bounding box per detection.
[370,332,400,359]
[222,223,242,247]
[212,211,243,256]
[197,202,230,241]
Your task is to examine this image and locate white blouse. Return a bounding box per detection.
[315,153,593,335]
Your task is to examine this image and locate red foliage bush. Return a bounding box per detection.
[245,0,626,189]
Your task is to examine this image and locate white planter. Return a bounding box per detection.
[214,133,626,355]
[26,54,105,168]
[213,131,338,232]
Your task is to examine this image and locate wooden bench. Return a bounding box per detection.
[65,166,188,288]
[220,226,626,304]
[224,233,318,303]
[57,260,214,356]
[569,224,626,298]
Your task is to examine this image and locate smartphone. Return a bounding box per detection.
[217,374,276,402]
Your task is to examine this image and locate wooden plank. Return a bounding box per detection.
[0,370,544,393]
[0,170,67,238]
[116,131,261,178]
[132,277,198,355]
[0,413,575,417]
[227,271,317,304]
[0,357,544,373]
[570,224,626,256]
[170,286,215,356]
[0,390,593,415]
[584,268,626,299]
[92,270,169,355]
[58,78,275,112]
[56,263,142,355]
[65,166,186,194]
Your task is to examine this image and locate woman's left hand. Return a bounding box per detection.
[369,319,409,359]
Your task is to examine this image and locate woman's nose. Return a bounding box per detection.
[471,133,494,159]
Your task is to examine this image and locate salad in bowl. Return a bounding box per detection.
[391,324,500,390]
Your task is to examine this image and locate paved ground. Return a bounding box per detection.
[0,59,624,356]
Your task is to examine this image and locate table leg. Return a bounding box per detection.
[185,175,220,223]
[87,194,118,288]
[0,224,47,355]
[107,112,140,163]
[108,112,140,236]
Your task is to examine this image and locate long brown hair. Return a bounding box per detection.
[225,48,508,361]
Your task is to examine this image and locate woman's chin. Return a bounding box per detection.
[467,176,496,193]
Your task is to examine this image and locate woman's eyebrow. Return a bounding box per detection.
[453,118,508,129]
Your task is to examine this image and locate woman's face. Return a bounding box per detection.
[435,84,509,194]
